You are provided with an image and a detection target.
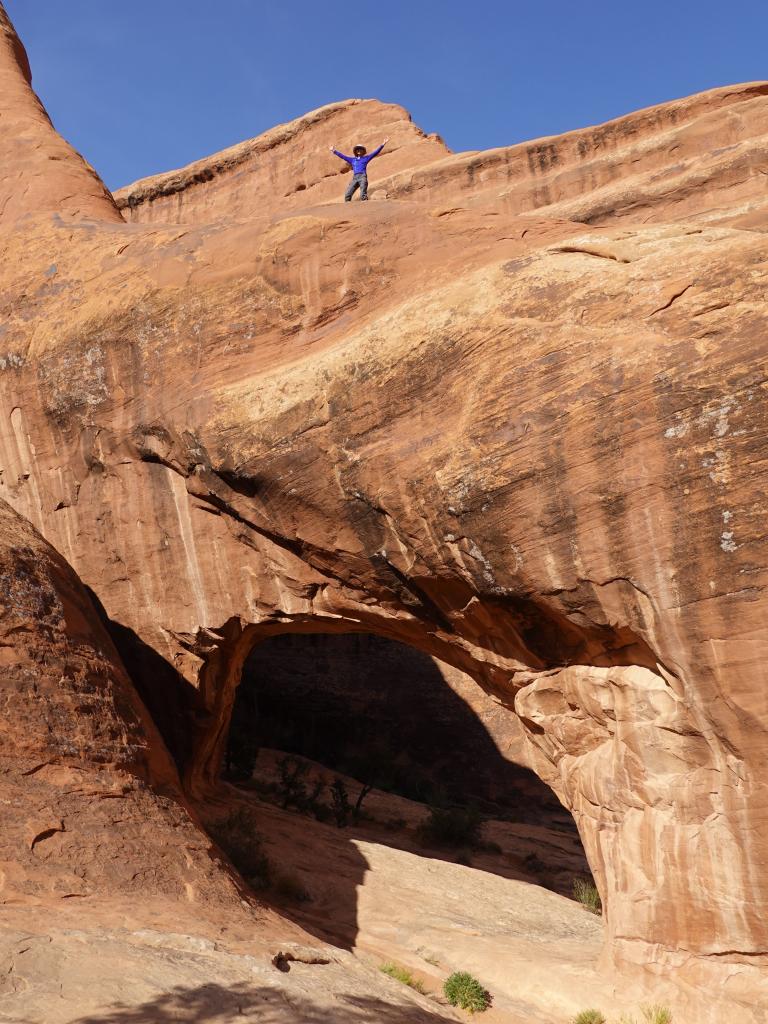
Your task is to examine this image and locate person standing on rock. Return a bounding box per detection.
[329,138,389,201]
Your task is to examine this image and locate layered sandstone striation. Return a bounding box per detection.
[1,1,767,1019]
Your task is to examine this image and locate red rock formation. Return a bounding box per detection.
[0,8,120,225]
[1,1,766,1018]
[0,497,237,908]
[116,98,448,223]
[115,81,768,230]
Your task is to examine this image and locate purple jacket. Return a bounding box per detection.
[333,144,384,175]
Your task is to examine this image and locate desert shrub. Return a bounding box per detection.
[312,801,332,823]
[443,971,490,1013]
[640,1006,672,1024]
[273,870,311,904]
[352,782,373,824]
[207,806,272,889]
[379,962,427,994]
[276,755,310,810]
[523,851,546,874]
[572,877,602,915]
[572,1011,606,1024]
[300,777,326,815]
[330,777,352,828]
[417,806,483,849]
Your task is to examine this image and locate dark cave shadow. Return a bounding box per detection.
[222,632,589,951]
[66,982,455,1024]
[84,586,209,774]
[236,633,565,822]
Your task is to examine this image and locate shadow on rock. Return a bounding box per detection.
[216,631,590,951]
[85,586,211,774]
[67,981,455,1023]
[236,631,568,823]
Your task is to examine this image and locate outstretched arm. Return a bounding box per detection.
[329,145,353,164]
[366,137,389,161]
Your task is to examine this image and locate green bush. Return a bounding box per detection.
[207,806,272,889]
[641,1006,672,1024]
[572,1011,606,1024]
[379,962,427,994]
[572,877,602,915]
[417,806,483,849]
[443,971,490,1013]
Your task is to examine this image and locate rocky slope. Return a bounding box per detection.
[116,97,448,224]
[0,492,456,1023]
[1,1,767,1019]
[222,769,611,1023]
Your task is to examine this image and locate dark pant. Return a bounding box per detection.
[345,173,368,201]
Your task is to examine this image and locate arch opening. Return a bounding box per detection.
[206,628,592,951]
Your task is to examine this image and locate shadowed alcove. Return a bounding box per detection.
[232,632,567,821]
[211,630,591,949]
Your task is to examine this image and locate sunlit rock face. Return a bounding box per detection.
[1,2,767,1017]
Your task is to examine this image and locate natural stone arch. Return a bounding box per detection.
[164,589,668,929]
[188,612,586,805]
[171,590,763,1008]
[1,5,766,1016]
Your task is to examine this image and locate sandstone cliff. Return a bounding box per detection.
[1,2,767,1019]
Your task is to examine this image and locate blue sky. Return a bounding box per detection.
[6,0,768,191]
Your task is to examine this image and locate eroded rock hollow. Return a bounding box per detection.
[1,2,767,1019]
